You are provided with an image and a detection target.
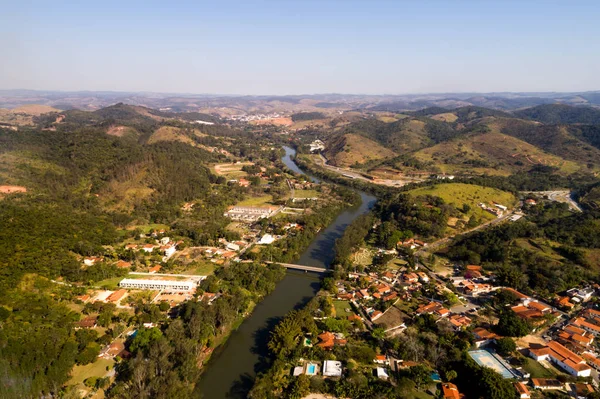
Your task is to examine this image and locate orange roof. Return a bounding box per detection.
[473,327,498,340]
[528,301,550,312]
[466,265,482,271]
[503,287,529,299]
[375,355,386,361]
[149,265,161,273]
[532,378,562,388]
[107,289,127,302]
[574,317,600,332]
[514,382,530,395]
[116,260,131,268]
[442,382,461,399]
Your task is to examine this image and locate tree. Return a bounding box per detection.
[495,311,532,337]
[496,337,517,356]
[129,327,163,354]
[445,370,457,381]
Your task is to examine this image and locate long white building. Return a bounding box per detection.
[119,278,196,292]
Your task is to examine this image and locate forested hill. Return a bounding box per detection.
[513,104,600,124]
[321,104,600,174]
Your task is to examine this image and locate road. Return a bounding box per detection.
[521,190,582,212]
[315,153,425,187]
[415,207,519,258]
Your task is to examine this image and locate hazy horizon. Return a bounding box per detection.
[3,0,600,95]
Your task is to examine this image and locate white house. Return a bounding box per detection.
[322,360,342,377]
[258,234,276,245]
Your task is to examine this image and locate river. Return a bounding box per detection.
[195,146,376,399]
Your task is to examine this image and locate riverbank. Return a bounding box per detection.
[194,147,377,399]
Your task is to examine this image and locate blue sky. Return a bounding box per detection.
[2,0,599,94]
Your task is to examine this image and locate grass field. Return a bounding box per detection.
[213,162,253,179]
[522,358,556,378]
[68,358,114,385]
[294,189,320,198]
[408,183,517,222]
[333,300,352,317]
[147,126,195,145]
[324,133,396,167]
[236,195,274,207]
[185,260,215,276]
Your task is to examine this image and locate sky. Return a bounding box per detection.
[2,0,600,95]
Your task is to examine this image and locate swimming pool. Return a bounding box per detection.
[307,364,316,374]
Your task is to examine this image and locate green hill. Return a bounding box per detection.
[514,104,600,124]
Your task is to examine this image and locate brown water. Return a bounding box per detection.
[195,147,375,398]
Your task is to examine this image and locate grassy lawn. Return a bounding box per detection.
[294,189,320,198]
[408,183,517,224]
[387,258,408,270]
[68,358,114,385]
[226,222,250,235]
[95,277,124,290]
[127,223,169,234]
[333,300,352,318]
[185,260,215,276]
[522,358,556,378]
[236,195,274,207]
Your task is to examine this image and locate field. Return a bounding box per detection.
[333,300,352,317]
[375,306,408,330]
[213,162,254,179]
[522,358,557,378]
[68,358,114,385]
[430,112,458,123]
[408,183,517,222]
[294,189,320,198]
[236,194,274,207]
[324,133,396,167]
[127,223,169,233]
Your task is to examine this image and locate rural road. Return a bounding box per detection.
[521,190,582,212]
[315,153,424,187]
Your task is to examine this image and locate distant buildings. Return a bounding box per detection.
[309,139,325,153]
[224,205,279,222]
[119,278,197,292]
[528,341,592,377]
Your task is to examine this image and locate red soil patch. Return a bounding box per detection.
[251,117,293,126]
[107,125,127,137]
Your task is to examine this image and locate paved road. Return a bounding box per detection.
[521,190,582,212]
[315,153,424,187]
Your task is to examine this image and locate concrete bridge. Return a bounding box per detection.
[265,261,329,273]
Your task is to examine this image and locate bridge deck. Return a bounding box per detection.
[265,261,328,273]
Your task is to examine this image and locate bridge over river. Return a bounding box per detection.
[264,261,329,273]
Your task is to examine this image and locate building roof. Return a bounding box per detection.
[107,289,127,302]
[442,382,461,399]
[503,287,529,300]
[531,378,563,388]
[514,382,530,395]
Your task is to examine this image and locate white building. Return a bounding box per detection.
[259,234,276,245]
[322,360,342,377]
[119,278,196,292]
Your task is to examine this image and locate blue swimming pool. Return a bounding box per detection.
[307,364,316,374]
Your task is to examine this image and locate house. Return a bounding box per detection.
[116,260,131,268]
[356,289,371,300]
[105,342,125,357]
[383,292,398,302]
[149,265,162,274]
[417,302,450,318]
[376,367,389,380]
[402,273,419,283]
[125,244,138,250]
[572,317,600,336]
[459,281,492,296]
[161,244,177,258]
[107,289,127,303]
[75,316,97,329]
[417,272,429,283]
[316,332,347,350]
[77,294,91,303]
[571,383,594,399]
[322,360,342,377]
[557,296,575,309]
[514,382,531,399]
[142,244,155,253]
[531,378,563,390]
[375,283,391,294]
[472,327,499,347]
[374,355,389,365]
[84,256,101,266]
[226,242,240,251]
[582,352,600,371]
[442,382,462,399]
[258,234,276,245]
[525,199,537,206]
[528,341,592,377]
[448,314,472,330]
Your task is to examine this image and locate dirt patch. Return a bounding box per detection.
[107,125,128,137]
[11,104,60,115]
[250,117,293,126]
[0,185,27,194]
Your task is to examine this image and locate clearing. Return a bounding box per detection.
[333,300,352,317]
[236,194,274,207]
[408,183,517,222]
[68,358,114,386]
[213,162,254,179]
